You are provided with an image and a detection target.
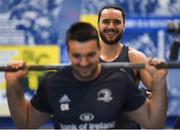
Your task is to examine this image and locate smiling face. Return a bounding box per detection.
[98,8,125,45]
[68,39,100,81]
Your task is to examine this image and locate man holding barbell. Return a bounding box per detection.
[5,22,167,129]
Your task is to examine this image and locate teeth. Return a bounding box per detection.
[106,31,115,33]
[107,32,115,35]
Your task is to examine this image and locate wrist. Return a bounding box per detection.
[152,76,166,89]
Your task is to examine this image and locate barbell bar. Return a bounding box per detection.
[0,61,180,72]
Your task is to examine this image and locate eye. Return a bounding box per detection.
[102,19,110,25]
[72,53,81,59]
[87,52,96,58]
[113,20,121,25]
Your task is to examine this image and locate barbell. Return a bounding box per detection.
[0,61,180,72]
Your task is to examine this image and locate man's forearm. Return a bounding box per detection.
[149,76,167,128]
[6,79,29,128]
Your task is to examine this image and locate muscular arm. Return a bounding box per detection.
[128,47,152,90]
[126,59,167,128]
[5,61,50,128]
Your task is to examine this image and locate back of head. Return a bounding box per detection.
[66,22,99,48]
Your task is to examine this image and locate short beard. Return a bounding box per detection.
[99,31,123,45]
[72,65,98,81]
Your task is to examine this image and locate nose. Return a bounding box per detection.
[80,57,88,67]
[108,22,115,29]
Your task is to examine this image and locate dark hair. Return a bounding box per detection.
[98,5,125,23]
[66,22,100,49]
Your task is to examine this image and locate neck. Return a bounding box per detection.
[100,41,123,62]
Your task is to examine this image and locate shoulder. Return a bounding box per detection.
[128,47,148,62]
[102,67,137,85]
[38,66,73,90]
[41,66,72,82]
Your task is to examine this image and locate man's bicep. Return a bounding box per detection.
[137,53,152,89]
[129,49,152,89]
[28,103,51,128]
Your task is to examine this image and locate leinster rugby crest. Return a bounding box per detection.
[59,94,71,111]
[97,88,113,103]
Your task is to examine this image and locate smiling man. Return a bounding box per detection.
[97,6,154,128]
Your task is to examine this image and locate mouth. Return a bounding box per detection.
[104,30,118,36]
[106,32,116,35]
[104,32,117,39]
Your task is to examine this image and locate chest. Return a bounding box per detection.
[45,79,127,123]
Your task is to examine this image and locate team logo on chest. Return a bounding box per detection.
[97,88,113,103]
[59,94,71,111]
[119,68,126,72]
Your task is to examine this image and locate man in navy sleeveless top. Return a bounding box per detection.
[5,22,167,129]
[98,5,153,90]
[98,6,153,128]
